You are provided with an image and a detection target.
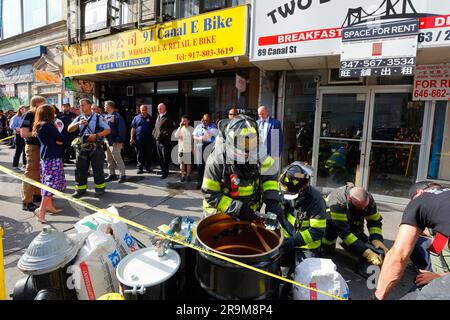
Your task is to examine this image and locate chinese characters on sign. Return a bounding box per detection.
[340,19,419,78]
[63,6,247,77]
[413,64,450,101]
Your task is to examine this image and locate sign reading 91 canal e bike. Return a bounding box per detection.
[251,0,450,62]
[63,6,247,77]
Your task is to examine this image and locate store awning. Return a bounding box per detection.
[69,56,254,82]
[0,46,47,66]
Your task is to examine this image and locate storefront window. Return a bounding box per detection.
[368,93,424,198]
[428,101,450,181]
[371,94,423,142]
[157,81,179,94]
[2,0,22,38]
[23,0,46,32]
[283,72,317,167]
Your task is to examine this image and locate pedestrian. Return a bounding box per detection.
[57,100,77,164]
[374,181,450,300]
[104,100,127,183]
[174,115,194,182]
[6,109,15,147]
[32,105,66,223]
[0,110,7,141]
[257,106,283,158]
[67,99,111,198]
[193,113,218,189]
[130,105,155,174]
[228,107,238,120]
[20,96,47,212]
[153,103,176,179]
[10,106,27,171]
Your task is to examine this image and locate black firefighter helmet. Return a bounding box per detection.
[279,162,313,200]
[222,114,259,164]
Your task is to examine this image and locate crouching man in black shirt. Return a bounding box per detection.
[374,181,450,300]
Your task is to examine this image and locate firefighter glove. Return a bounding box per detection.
[281,235,298,254]
[371,239,389,255]
[265,199,284,218]
[362,248,383,266]
[238,202,257,221]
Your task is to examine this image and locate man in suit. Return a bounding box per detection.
[153,103,176,179]
[257,106,283,159]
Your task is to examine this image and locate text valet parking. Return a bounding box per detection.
[63,6,248,77]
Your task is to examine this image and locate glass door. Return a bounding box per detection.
[314,92,368,190]
[314,87,427,200]
[363,91,425,198]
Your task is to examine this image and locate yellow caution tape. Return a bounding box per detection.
[0,136,14,143]
[0,164,347,300]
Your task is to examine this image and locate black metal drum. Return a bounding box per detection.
[195,214,283,300]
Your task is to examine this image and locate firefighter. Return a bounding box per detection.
[201,115,283,221]
[278,162,327,265]
[68,99,111,198]
[322,183,389,266]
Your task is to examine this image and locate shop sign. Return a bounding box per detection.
[340,19,418,78]
[0,64,34,85]
[418,14,450,48]
[35,70,62,85]
[251,1,450,62]
[64,6,248,77]
[413,64,450,101]
[64,78,95,94]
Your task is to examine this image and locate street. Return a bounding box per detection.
[0,145,417,300]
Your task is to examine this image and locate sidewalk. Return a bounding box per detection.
[0,145,415,300]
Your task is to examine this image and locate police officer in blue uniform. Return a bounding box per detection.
[130,105,155,174]
[68,99,111,197]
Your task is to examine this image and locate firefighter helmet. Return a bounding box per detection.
[223,115,259,163]
[279,162,313,200]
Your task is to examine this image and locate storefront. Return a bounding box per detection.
[64,5,257,124]
[251,0,450,203]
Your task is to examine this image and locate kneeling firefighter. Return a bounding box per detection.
[322,184,389,267]
[201,115,283,221]
[277,162,327,267]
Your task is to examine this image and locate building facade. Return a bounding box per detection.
[0,0,68,109]
[64,0,256,124]
[251,0,450,204]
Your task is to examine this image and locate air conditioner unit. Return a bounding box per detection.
[328,69,364,85]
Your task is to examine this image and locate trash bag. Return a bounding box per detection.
[70,229,123,300]
[74,206,138,255]
[293,258,350,300]
[401,274,450,300]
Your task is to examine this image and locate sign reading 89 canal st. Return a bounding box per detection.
[251,1,450,62]
[63,6,248,77]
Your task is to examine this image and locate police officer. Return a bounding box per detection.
[278,162,327,265]
[68,99,111,198]
[322,184,388,266]
[201,115,283,220]
[375,181,450,300]
[57,100,77,164]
